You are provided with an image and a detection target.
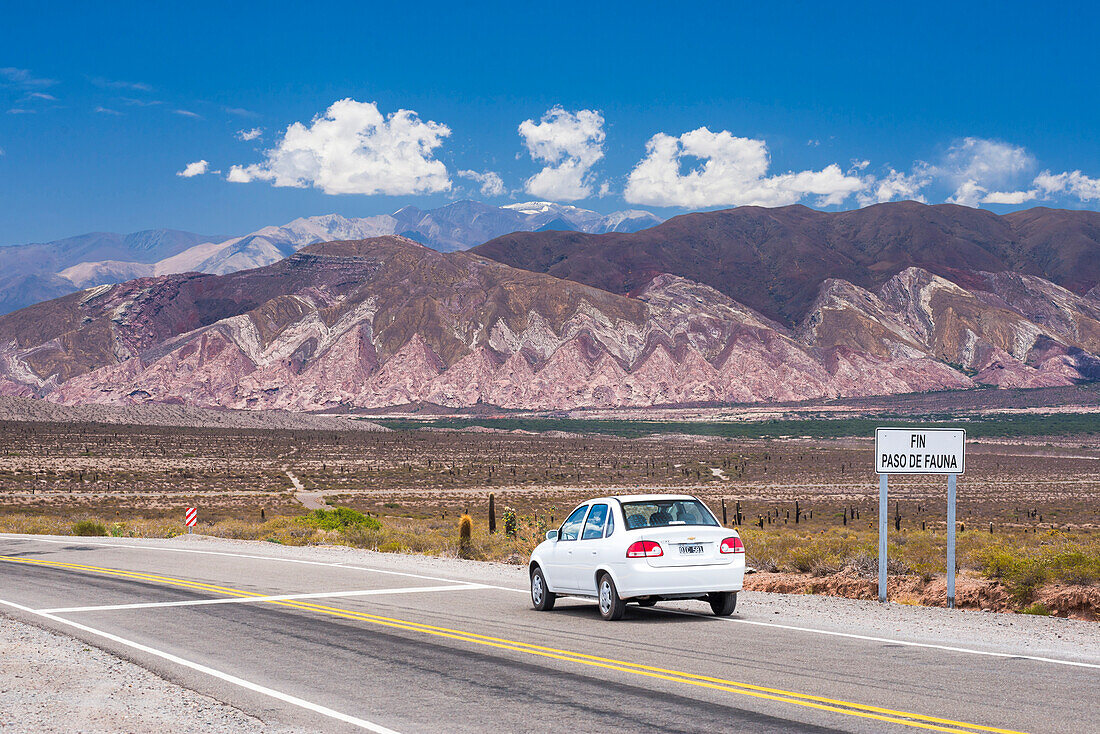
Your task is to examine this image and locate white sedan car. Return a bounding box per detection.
[529,494,745,620]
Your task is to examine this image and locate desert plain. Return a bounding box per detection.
[1,392,1097,619]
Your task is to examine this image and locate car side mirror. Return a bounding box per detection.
[545,530,558,541]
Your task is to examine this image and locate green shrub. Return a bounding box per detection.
[1007,563,1049,604]
[1045,551,1100,586]
[977,548,1016,580]
[71,520,107,537]
[976,545,1047,604]
[787,545,822,574]
[305,507,381,531]
[341,524,384,550]
[1018,602,1052,616]
[896,532,945,582]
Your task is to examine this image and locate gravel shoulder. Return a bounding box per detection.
[0,614,304,734]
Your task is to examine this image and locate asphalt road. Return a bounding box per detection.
[1,535,1097,734]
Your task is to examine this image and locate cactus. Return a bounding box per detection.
[488,492,497,534]
[458,514,473,557]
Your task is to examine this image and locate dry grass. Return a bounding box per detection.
[4,508,1096,586]
[0,509,547,564]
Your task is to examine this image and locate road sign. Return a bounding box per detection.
[185,507,197,529]
[875,428,965,475]
[874,427,965,608]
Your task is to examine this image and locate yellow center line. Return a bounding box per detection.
[3,556,257,598]
[0,555,1028,734]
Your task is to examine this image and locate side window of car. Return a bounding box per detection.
[559,505,589,541]
[604,509,615,537]
[581,504,608,540]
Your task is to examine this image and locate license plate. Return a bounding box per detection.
[678,544,704,555]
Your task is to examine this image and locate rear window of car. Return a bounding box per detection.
[621,500,718,529]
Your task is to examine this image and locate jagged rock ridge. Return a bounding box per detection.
[1,235,1096,411]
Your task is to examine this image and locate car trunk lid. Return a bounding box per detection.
[639,527,733,568]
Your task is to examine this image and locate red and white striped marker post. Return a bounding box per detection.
[185,507,197,533]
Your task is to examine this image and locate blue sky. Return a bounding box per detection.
[2,1,1099,244]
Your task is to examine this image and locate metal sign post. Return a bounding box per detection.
[947,473,957,608]
[878,473,888,603]
[874,428,965,607]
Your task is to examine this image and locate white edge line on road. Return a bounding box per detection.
[648,606,1100,670]
[40,584,487,614]
[7,533,1098,670]
[0,596,401,734]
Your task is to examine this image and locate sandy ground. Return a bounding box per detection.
[0,616,305,734]
[0,395,387,432]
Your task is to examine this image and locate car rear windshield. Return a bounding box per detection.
[621,500,718,529]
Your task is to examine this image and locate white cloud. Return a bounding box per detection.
[225,107,257,117]
[25,92,56,101]
[947,180,989,208]
[177,160,212,177]
[980,189,1039,205]
[173,109,202,119]
[227,99,451,196]
[1034,170,1100,202]
[457,169,505,197]
[7,108,34,115]
[94,106,121,116]
[856,163,933,206]
[225,167,252,184]
[0,67,57,88]
[519,107,605,201]
[89,76,152,92]
[624,127,864,208]
[984,169,1100,206]
[236,127,263,141]
[939,138,1034,207]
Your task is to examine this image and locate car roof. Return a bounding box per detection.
[576,493,697,504]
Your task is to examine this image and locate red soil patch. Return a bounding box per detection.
[743,570,1099,620]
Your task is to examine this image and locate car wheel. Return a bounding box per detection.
[598,573,626,621]
[708,591,737,616]
[636,599,657,607]
[530,566,556,611]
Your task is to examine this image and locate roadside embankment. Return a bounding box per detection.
[744,571,1100,620]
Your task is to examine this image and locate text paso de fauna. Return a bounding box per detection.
[879,453,959,470]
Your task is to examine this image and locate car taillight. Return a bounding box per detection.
[626,540,664,558]
[720,536,745,554]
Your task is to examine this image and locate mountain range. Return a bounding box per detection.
[0,201,662,315]
[0,229,221,317]
[473,202,1100,326]
[1,202,1097,412]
